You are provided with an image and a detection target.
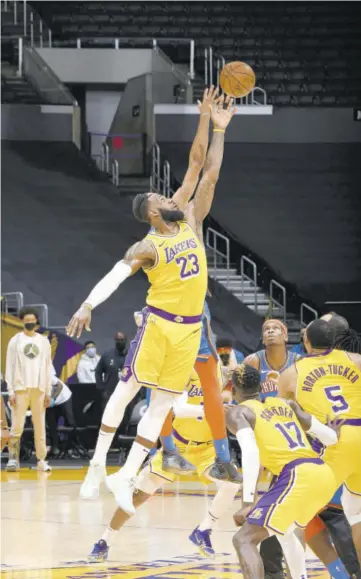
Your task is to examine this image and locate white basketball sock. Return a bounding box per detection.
[91,431,114,466]
[278,531,307,579]
[117,390,175,479]
[102,526,118,547]
[199,481,239,531]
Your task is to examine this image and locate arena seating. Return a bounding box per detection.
[31,1,361,105]
[162,141,361,307]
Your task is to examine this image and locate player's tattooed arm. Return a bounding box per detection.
[172,87,219,211]
[66,240,156,338]
[190,95,236,227]
[123,239,156,273]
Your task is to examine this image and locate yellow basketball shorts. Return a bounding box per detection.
[123,307,202,394]
[247,458,337,536]
[150,439,215,483]
[322,422,361,496]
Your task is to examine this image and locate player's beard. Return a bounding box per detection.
[160,208,185,222]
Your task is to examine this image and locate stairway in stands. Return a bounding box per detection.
[207,257,303,346]
[1,3,44,103]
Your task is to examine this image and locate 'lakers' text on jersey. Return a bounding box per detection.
[144,222,208,318]
[173,369,221,444]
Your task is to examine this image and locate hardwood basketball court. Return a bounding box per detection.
[1,468,329,579]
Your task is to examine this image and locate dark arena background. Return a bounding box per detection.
[1,2,361,578]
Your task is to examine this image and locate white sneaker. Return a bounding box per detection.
[79,462,106,500]
[106,472,136,515]
[6,458,20,472]
[37,460,52,472]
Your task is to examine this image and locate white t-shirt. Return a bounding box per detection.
[54,383,72,406]
[6,332,52,395]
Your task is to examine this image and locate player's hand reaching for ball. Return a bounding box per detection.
[66,303,92,338]
[197,85,219,116]
[211,94,237,130]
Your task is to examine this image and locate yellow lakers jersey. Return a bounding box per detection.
[144,221,208,317]
[173,368,221,443]
[241,398,316,475]
[296,349,361,422]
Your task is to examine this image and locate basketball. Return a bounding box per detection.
[220,61,256,98]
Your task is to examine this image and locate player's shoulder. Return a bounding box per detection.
[244,352,261,369]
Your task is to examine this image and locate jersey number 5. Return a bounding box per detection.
[275,421,306,450]
[176,254,200,280]
[324,386,349,414]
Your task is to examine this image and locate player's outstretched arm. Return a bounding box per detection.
[287,400,340,446]
[190,95,236,226]
[66,240,155,338]
[226,406,259,506]
[172,86,218,211]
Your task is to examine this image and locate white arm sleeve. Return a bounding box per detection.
[173,391,205,419]
[84,261,132,309]
[236,427,260,503]
[307,416,338,446]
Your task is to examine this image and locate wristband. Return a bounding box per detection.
[213,129,225,133]
[82,302,93,311]
[201,113,211,117]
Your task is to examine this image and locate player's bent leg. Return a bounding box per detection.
[233,522,269,579]
[342,485,361,566]
[107,389,175,515]
[305,516,350,578]
[80,377,141,500]
[318,506,360,578]
[89,469,165,562]
[190,480,239,557]
[195,357,241,483]
[160,410,196,475]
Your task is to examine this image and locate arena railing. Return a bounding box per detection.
[270,279,287,322]
[2,292,24,316]
[3,0,53,47]
[69,37,195,82]
[241,256,258,313]
[300,303,318,327]
[204,46,267,106]
[206,228,230,288]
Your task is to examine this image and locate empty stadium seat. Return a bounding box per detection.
[29,1,361,105]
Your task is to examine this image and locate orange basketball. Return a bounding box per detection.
[220,61,256,98]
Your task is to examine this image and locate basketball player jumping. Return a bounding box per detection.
[88,368,240,562]
[67,91,239,515]
[227,363,341,579]
[278,319,361,567]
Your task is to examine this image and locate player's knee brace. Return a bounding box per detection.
[102,377,140,429]
[341,486,361,526]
